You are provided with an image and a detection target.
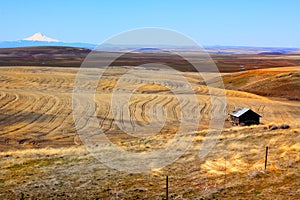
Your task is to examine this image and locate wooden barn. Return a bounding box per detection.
[229,108,261,126]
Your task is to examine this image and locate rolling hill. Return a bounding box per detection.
[0,47,299,199]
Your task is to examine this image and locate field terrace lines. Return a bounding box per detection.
[0,92,42,134]
[0,92,19,110]
[0,66,299,199]
[129,95,158,126]
[0,66,299,151]
[94,98,112,131]
[0,67,76,93]
[0,92,73,148]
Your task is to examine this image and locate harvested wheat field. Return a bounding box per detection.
[0,66,299,199]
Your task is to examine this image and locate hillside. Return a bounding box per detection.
[213,67,300,100]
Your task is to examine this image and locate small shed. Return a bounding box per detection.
[229,108,261,126]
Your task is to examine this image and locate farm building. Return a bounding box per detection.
[229,108,261,126]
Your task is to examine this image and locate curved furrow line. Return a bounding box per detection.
[128,96,146,130]
[0,74,21,85]
[204,101,213,116]
[170,97,181,122]
[258,105,262,112]
[105,117,115,132]
[129,77,146,85]
[40,76,51,86]
[134,95,166,126]
[194,86,209,95]
[51,76,66,90]
[96,97,117,132]
[179,98,191,114]
[160,96,175,122]
[101,85,113,93]
[199,101,207,115]
[53,77,66,90]
[0,91,5,97]
[116,101,126,131]
[180,98,203,121]
[25,97,61,134]
[150,95,171,122]
[0,91,9,102]
[53,105,75,133]
[126,96,145,127]
[73,96,93,132]
[96,101,111,130]
[75,94,112,133]
[39,95,75,136]
[103,108,114,132]
[177,98,194,122]
[0,93,40,129]
[0,93,31,123]
[130,96,147,126]
[0,92,18,110]
[196,95,211,116]
[1,92,21,110]
[210,98,221,115]
[0,92,12,109]
[1,94,57,136]
[139,95,159,124]
[191,99,202,114]
[261,105,266,112]
[145,95,166,117]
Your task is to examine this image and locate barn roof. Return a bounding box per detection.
[230,107,261,118]
[230,108,250,117]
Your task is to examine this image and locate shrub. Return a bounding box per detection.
[279,123,290,129]
[268,124,278,130]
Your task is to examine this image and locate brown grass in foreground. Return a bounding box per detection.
[0,125,299,199]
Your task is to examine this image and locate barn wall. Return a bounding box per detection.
[230,116,239,125]
[239,112,260,125]
[230,110,260,126]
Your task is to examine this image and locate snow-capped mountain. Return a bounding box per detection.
[0,33,96,49]
[23,32,60,42]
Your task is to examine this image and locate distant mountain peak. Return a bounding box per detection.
[23,32,60,42]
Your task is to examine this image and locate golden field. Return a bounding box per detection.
[0,65,299,199]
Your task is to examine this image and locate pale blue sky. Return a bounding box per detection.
[0,0,299,47]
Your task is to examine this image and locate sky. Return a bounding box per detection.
[0,0,300,47]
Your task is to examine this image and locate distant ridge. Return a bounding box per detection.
[0,33,300,53]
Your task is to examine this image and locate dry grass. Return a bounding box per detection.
[219,66,300,100]
[0,125,299,199]
[0,66,299,199]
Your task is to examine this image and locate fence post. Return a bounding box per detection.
[264,146,269,172]
[166,175,168,200]
[224,156,227,190]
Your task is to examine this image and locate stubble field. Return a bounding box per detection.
[0,64,299,199]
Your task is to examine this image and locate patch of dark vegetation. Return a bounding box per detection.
[0,46,90,67]
[259,51,283,55]
[268,123,290,130]
[279,123,290,129]
[1,46,300,72]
